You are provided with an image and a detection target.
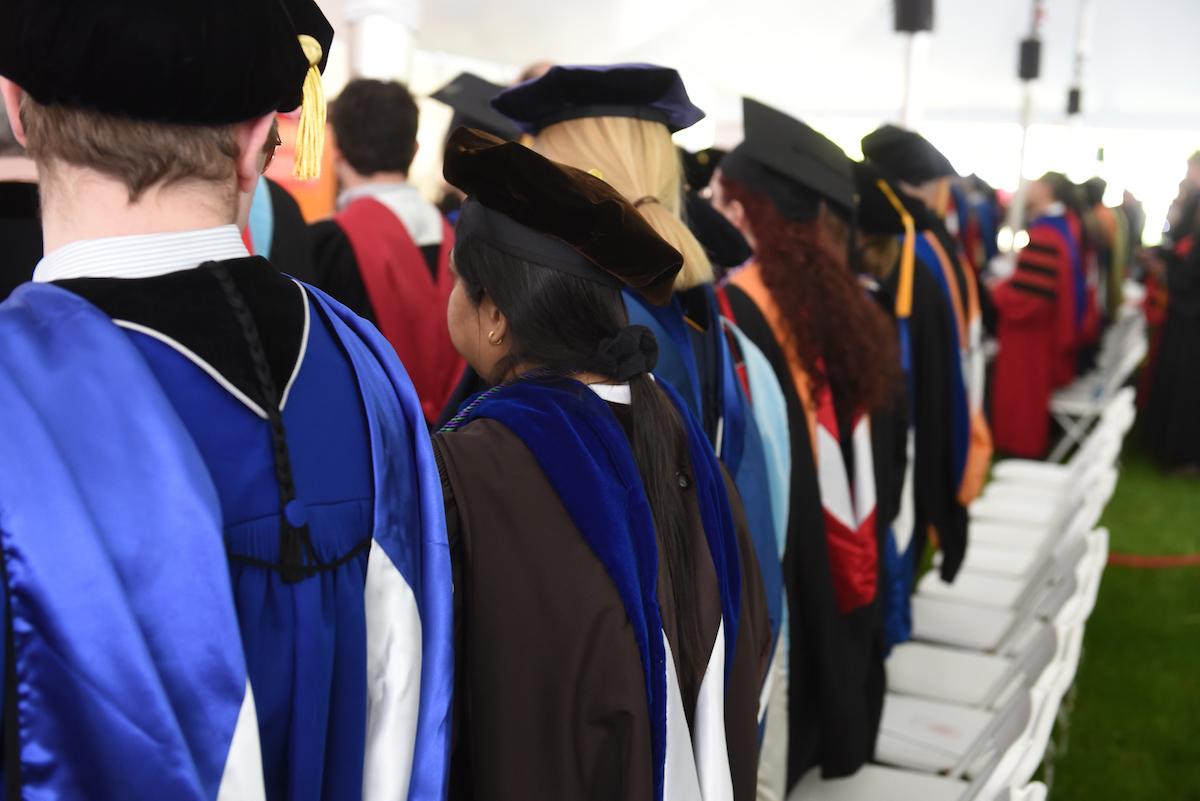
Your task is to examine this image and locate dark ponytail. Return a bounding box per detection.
[454,236,705,682]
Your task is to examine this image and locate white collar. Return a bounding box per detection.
[33,224,249,283]
[1044,202,1067,217]
[336,181,420,210]
[589,382,632,405]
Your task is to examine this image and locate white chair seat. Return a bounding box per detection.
[970,522,1055,553]
[918,570,1031,610]
[876,694,995,773]
[887,642,1016,708]
[911,596,1018,652]
[789,765,970,801]
[940,542,1042,579]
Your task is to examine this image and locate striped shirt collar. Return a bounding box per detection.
[32,225,250,283]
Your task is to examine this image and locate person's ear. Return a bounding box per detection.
[0,78,28,147]
[234,113,277,195]
[479,294,509,346]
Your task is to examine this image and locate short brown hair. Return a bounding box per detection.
[329,79,419,176]
[20,97,239,201]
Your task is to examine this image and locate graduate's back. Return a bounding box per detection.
[0,2,452,799]
[434,128,770,801]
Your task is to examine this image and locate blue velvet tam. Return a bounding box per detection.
[0,0,333,125]
[721,97,855,220]
[431,72,522,142]
[492,63,705,134]
[861,124,959,185]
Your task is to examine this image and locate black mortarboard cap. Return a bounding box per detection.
[492,64,705,134]
[861,124,958,186]
[0,0,333,127]
[685,192,752,270]
[721,97,855,220]
[431,73,522,142]
[855,160,934,235]
[444,127,683,305]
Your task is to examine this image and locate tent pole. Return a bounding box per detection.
[1007,0,1047,236]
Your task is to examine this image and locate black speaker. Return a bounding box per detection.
[1019,38,1042,81]
[894,0,934,33]
[1067,87,1082,115]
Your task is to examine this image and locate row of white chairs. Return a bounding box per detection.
[790,387,1137,801]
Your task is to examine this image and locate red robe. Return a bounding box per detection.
[336,197,463,422]
[992,219,1078,458]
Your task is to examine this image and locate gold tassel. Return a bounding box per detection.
[292,34,326,181]
[876,178,915,320]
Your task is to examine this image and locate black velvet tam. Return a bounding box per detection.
[444,127,683,305]
[432,73,521,142]
[492,63,705,134]
[855,160,933,235]
[861,124,958,186]
[722,97,855,220]
[682,147,728,193]
[0,0,333,125]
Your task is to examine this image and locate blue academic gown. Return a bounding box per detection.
[0,265,451,801]
[625,287,785,692]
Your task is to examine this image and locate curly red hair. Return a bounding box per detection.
[722,175,900,417]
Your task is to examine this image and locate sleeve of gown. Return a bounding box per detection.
[720,465,771,801]
[995,228,1062,323]
[431,438,467,798]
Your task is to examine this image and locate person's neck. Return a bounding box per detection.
[0,156,37,183]
[340,170,409,191]
[40,166,235,254]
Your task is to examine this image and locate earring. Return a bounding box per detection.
[488,330,504,346]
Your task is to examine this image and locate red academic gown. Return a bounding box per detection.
[992,219,1079,457]
[334,197,464,422]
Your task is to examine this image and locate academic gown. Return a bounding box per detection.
[722,268,903,784]
[870,256,966,647]
[435,378,771,801]
[0,260,452,801]
[1145,233,1200,466]
[992,216,1080,458]
[307,197,463,422]
[0,181,40,302]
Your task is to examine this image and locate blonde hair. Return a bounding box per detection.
[534,116,714,291]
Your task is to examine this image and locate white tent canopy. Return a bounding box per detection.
[321,0,1200,238]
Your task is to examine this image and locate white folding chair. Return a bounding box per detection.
[875,689,1034,780]
[789,765,970,801]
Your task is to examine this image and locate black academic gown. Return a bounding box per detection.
[873,259,968,576]
[723,282,895,784]
[0,181,41,301]
[1145,215,1200,466]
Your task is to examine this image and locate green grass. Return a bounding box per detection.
[1043,437,1200,800]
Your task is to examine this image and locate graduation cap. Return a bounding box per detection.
[855,159,935,318]
[0,0,334,178]
[721,97,855,220]
[682,147,728,193]
[431,73,522,142]
[861,124,958,186]
[686,192,752,270]
[444,127,683,305]
[492,63,705,134]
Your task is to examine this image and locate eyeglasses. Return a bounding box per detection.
[263,128,283,174]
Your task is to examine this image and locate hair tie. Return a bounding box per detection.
[593,325,659,382]
[634,196,661,208]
